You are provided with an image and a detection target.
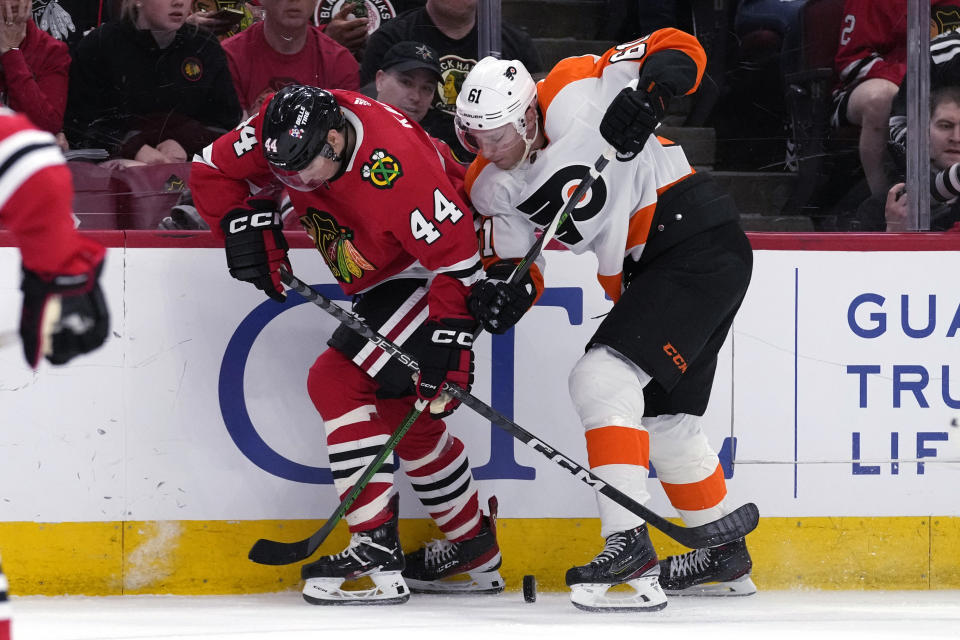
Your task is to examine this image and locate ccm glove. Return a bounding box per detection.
[468,260,537,334]
[20,258,110,368]
[220,201,290,302]
[599,82,673,156]
[415,318,475,418]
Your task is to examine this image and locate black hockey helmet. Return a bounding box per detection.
[262,85,345,172]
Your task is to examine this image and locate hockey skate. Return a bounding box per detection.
[565,523,667,612]
[301,507,409,605]
[402,496,505,594]
[658,537,757,596]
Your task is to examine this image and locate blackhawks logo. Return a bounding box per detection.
[181,57,203,82]
[300,209,376,284]
[361,149,402,189]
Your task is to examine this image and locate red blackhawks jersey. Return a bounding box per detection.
[834,0,960,93]
[0,107,104,275]
[191,90,482,319]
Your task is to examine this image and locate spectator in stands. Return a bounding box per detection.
[360,0,542,161]
[857,87,960,232]
[0,0,70,134]
[31,0,115,49]
[841,29,960,231]
[370,40,465,172]
[221,0,360,117]
[831,0,960,198]
[64,0,241,165]
[888,28,960,173]
[366,40,441,123]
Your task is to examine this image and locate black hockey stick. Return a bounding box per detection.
[272,269,759,552]
[248,399,427,566]
[508,79,638,285]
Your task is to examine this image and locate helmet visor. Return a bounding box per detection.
[454,115,482,154]
[455,117,524,158]
[268,143,338,192]
[269,164,325,192]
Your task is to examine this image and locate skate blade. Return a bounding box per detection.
[302,571,410,605]
[570,576,668,612]
[406,570,505,595]
[663,574,757,597]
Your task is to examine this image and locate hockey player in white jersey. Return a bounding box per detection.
[455,30,756,611]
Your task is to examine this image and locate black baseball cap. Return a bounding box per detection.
[379,41,442,80]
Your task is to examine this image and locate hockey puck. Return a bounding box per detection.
[522,574,537,603]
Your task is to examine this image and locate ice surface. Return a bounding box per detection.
[10,590,960,640]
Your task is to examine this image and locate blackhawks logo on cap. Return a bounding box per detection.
[361,149,402,189]
[300,209,376,284]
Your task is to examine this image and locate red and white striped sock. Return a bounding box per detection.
[1,556,11,640]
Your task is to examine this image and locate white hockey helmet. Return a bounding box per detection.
[455,57,538,156]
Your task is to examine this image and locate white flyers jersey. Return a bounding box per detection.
[465,29,707,302]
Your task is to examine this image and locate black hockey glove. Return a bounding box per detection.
[415,318,475,418]
[599,82,673,157]
[220,200,290,302]
[468,260,538,334]
[20,258,110,369]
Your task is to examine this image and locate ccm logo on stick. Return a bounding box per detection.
[431,329,473,347]
[527,438,605,489]
[228,211,278,233]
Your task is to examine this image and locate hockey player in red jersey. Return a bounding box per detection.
[455,30,755,611]
[0,107,111,640]
[190,85,503,605]
[0,108,109,370]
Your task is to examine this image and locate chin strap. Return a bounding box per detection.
[507,116,540,170]
[324,124,352,185]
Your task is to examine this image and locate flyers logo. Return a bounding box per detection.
[516,165,607,245]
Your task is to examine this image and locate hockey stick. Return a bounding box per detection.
[508,79,638,285]
[248,399,428,566]
[276,269,759,551]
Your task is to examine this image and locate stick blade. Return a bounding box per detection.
[677,502,760,548]
[248,536,314,566]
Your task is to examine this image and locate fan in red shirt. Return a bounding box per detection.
[0,1,70,134]
[221,0,360,116]
[190,85,503,605]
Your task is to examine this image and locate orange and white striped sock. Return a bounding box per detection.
[585,423,652,538]
[647,413,729,526]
